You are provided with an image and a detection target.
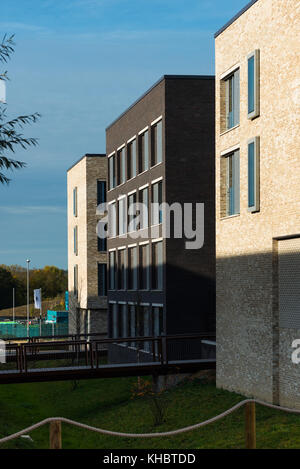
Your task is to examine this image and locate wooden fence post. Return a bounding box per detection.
[49,420,62,449]
[245,402,256,449]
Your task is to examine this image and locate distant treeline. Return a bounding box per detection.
[0,265,68,310]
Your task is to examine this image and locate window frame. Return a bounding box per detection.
[224,68,240,131]
[222,149,240,217]
[247,50,260,120]
[248,137,260,213]
[108,153,116,190]
[73,187,77,217]
[73,225,78,255]
[97,263,107,296]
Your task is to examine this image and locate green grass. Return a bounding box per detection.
[0,375,300,449]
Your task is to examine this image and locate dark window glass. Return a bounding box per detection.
[152,241,163,290]
[97,180,106,206]
[248,55,255,115]
[98,263,107,296]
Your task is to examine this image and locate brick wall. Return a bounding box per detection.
[215,0,300,405]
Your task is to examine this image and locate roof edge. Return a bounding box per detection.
[106,74,215,131]
[67,153,106,172]
[214,0,259,38]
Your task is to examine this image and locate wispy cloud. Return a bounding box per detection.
[0,22,50,33]
[0,206,66,215]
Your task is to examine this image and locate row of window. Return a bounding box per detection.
[222,136,260,217]
[73,180,107,256]
[108,118,163,191]
[109,179,163,237]
[222,49,260,132]
[110,303,164,345]
[109,240,163,291]
[73,180,107,218]
[73,263,107,298]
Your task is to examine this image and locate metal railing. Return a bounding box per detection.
[0,333,215,374]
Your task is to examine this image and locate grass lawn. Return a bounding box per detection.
[0,374,300,449]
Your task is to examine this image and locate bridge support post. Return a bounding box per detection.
[245,402,256,449]
[50,420,62,449]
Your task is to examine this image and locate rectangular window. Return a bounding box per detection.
[128,246,138,290]
[127,139,137,179]
[117,147,126,185]
[73,187,77,217]
[224,150,240,216]
[98,263,107,296]
[118,249,126,290]
[225,69,240,130]
[136,305,144,337]
[73,264,78,297]
[153,306,163,336]
[142,305,150,351]
[97,180,106,206]
[128,192,137,232]
[151,120,163,166]
[152,181,163,225]
[139,130,149,173]
[153,306,163,354]
[152,241,163,290]
[108,202,117,237]
[118,303,127,338]
[248,137,260,212]
[109,251,116,290]
[111,303,118,338]
[139,244,150,290]
[97,236,107,252]
[109,155,116,190]
[129,304,136,344]
[118,197,127,235]
[139,187,148,230]
[73,226,78,255]
[248,50,260,119]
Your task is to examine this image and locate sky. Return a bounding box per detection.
[0,0,249,270]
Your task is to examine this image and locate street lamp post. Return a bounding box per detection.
[26,259,30,337]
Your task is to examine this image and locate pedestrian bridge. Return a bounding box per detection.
[0,333,216,384]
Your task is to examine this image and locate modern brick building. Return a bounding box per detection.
[215,0,300,407]
[106,75,216,359]
[67,154,108,335]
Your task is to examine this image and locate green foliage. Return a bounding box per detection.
[0,377,300,449]
[0,34,40,184]
[0,264,67,310]
[131,378,169,426]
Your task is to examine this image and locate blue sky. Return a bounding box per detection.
[0,0,248,269]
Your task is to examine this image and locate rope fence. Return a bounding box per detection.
[1,398,300,449]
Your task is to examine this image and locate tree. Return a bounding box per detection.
[0,34,40,184]
[0,266,17,309]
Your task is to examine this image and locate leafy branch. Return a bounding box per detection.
[0,34,40,184]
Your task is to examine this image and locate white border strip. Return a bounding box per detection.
[151,115,163,126]
[128,189,137,196]
[151,176,163,185]
[220,144,240,156]
[117,143,125,151]
[138,126,149,135]
[127,135,136,144]
[220,62,240,80]
[139,240,150,246]
[152,237,163,243]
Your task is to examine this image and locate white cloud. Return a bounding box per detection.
[0,22,49,33]
[0,205,66,215]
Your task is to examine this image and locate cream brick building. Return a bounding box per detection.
[67,154,107,335]
[215,0,300,407]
